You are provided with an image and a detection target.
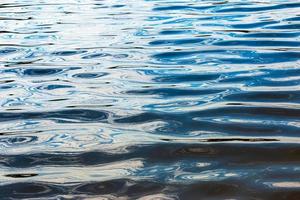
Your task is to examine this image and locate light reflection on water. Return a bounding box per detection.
[0,0,300,199]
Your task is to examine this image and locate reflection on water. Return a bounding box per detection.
[0,0,300,199]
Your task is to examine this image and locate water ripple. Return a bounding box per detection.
[0,0,300,199]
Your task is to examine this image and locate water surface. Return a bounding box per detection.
[0,0,300,199]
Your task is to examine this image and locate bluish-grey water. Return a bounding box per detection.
[0,0,300,199]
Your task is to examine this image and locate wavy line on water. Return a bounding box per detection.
[0,0,300,199]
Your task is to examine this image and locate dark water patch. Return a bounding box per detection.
[159,29,193,35]
[0,182,63,199]
[37,84,74,90]
[22,68,64,76]
[0,84,18,90]
[149,38,207,46]
[0,180,300,200]
[0,109,109,123]
[216,2,300,13]
[1,67,79,77]
[234,32,300,38]
[218,52,300,64]
[0,136,37,146]
[1,143,299,168]
[266,24,300,30]
[153,50,300,64]
[0,47,18,55]
[5,173,38,178]
[190,106,300,119]
[48,98,69,102]
[72,72,108,79]
[51,50,87,56]
[223,91,300,102]
[0,80,14,84]
[0,17,33,21]
[111,4,125,8]
[285,16,300,21]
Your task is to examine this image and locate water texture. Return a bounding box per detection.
[0,0,300,199]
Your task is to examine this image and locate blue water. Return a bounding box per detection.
[1,0,300,199]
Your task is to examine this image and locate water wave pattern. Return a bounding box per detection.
[0,0,300,199]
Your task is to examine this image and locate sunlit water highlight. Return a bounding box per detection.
[0,0,300,199]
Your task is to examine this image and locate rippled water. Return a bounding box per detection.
[1,0,300,199]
